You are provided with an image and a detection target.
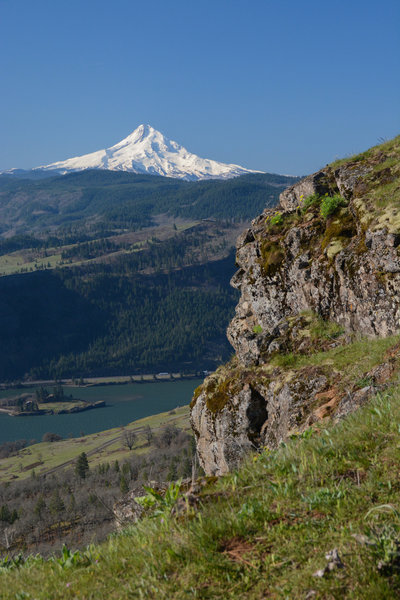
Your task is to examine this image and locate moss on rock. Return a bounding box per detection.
[190,385,204,409]
[259,240,285,277]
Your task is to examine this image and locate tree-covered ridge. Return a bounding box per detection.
[0,248,238,381]
[0,170,298,235]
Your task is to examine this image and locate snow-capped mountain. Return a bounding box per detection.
[27,125,261,181]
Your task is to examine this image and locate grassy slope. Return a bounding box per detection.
[0,220,200,277]
[0,405,190,483]
[271,331,398,375]
[2,386,400,598]
[332,135,400,223]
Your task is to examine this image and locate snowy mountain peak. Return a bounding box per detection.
[114,124,176,154]
[121,124,156,144]
[30,125,261,181]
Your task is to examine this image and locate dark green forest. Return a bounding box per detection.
[0,170,298,381]
[0,250,238,381]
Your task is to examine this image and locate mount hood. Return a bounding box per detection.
[26,125,261,181]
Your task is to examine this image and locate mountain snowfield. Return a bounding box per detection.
[28,125,262,181]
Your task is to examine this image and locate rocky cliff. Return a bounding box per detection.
[191,136,400,475]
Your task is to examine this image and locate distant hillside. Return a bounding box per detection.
[0,214,247,381]
[0,170,299,237]
[0,168,298,381]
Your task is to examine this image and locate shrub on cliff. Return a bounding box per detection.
[301,192,321,212]
[320,193,346,218]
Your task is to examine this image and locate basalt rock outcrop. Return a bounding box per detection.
[191,136,400,475]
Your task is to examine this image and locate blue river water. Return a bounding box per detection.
[0,379,202,444]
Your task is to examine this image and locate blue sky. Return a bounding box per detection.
[0,0,399,174]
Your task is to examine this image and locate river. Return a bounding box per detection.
[0,379,202,444]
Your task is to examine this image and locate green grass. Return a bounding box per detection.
[306,312,345,341]
[2,387,400,598]
[0,405,190,483]
[271,333,398,377]
[329,134,400,169]
[0,251,62,276]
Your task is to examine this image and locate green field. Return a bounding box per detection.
[0,250,62,276]
[0,405,190,483]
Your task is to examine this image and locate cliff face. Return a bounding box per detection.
[191,136,400,475]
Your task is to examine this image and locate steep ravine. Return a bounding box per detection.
[190,136,400,475]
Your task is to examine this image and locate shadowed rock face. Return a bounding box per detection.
[191,139,400,475]
[190,384,267,476]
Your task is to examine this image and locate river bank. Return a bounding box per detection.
[0,379,202,444]
[0,372,206,390]
[1,400,106,417]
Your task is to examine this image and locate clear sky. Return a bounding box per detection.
[0,0,399,175]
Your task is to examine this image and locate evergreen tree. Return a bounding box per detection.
[49,490,65,516]
[34,495,46,520]
[68,494,77,516]
[119,475,129,494]
[144,425,153,444]
[122,462,131,477]
[0,505,18,524]
[75,452,89,479]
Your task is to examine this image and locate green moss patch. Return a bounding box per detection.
[189,385,203,409]
[259,240,285,276]
[204,371,244,414]
[320,209,356,252]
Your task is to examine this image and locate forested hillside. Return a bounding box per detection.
[0,170,298,382]
[0,247,238,381]
[0,171,298,236]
